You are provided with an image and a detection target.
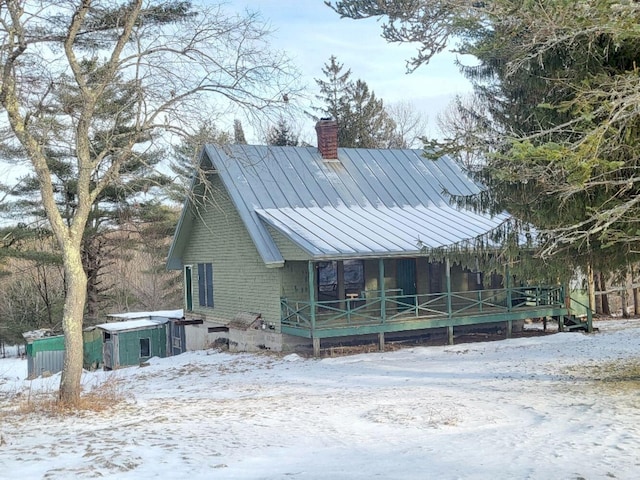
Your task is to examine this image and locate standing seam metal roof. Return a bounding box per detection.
[176,144,509,266]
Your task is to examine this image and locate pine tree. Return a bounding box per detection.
[266,118,299,146]
[234,119,248,144]
[0,0,293,405]
[315,56,396,148]
[329,0,640,281]
[168,122,232,202]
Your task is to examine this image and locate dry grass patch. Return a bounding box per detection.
[16,375,125,416]
[565,358,640,393]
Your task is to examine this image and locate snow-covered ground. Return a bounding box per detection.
[1,319,639,479]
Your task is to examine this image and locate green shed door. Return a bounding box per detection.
[397,258,417,309]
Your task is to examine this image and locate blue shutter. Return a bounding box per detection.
[206,263,214,307]
[197,263,205,306]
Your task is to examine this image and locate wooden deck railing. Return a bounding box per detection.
[281,285,566,334]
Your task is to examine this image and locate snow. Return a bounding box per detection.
[96,318,168,332]
[2,319,640,479]
[106,309,183,320]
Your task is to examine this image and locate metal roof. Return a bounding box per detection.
[256,205,509,258]
[106,309,184,320]
[96,318,168,333]
[168,144,509,267]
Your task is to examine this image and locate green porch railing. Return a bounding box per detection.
[281,285,567,334]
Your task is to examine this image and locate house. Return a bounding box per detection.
[167,120,590,355]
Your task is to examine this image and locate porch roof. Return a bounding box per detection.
[257,205,509,258]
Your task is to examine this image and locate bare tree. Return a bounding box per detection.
[0,1,295,405]
[385,100,428,149]
[436,94,494,171]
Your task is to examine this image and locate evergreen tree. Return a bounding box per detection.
[315,56,396,148]
[0,0,293,405]
[329,0,640,279]
[266,118,299,146]
[4,69,173,325]
[168,121,232,202]
[234,119,248,144]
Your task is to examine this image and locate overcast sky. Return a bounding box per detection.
[229,0,473,142]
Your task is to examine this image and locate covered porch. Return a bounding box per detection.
[280,258,592,355]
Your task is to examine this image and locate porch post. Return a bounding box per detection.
[308,261,318,355]
[505,263,512,312]
[445,257,452,318]
[446,257,454,345]
[379,258,386,322]
[337,260,345,311]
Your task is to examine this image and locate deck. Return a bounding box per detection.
[281,285,592,340]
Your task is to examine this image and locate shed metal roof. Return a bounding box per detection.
[168,144,508,268]
[96,318,168,333]
[106,309,183,320]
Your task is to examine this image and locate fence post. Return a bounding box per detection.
[308,261,316,339]
[446,257,452,318]
[505,263,512,312]
[379,258,386,323]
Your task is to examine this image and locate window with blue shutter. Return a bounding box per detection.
[197,263,214,308]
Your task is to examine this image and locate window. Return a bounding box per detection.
[318,261,337,301]
[140,338,150,358]
[317,260,364,301]
[344,260,364,296]
[489,272,503,289]
[429,262,442,293]
[468,271,483,291]
[198,263,214,307]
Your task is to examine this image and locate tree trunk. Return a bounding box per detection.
[633,266,640,317]
[594,271,602,314]
[622,267,633,318]
[587,261,596,313]
[600,272,611,315]
[59,248,88,406]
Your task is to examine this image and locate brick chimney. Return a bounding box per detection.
[315,119,338,160]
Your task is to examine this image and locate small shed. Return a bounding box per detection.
[105,309,185,356]
[23,330,65,379]
[97,318,169,370]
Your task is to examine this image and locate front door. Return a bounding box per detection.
[397,259,417,310]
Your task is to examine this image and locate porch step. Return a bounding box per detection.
[562,314,590,332]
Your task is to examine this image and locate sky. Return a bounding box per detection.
[2,318,639,479]
[228,0,473,142]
